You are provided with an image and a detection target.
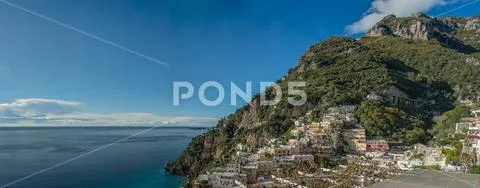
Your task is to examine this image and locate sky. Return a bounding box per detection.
[0,0,478,126]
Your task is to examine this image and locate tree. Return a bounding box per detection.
[443,149,458,164]
[469,166,480,174]
[432,104,471,146]
[355,101,427,143]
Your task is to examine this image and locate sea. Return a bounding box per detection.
[0,126,207,188]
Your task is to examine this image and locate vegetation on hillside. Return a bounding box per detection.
[431,104,470,146]
[355,101,427,143]
[166,14,480,183]
[364,36,480,101]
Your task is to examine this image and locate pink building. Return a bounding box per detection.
[366,139,389,152]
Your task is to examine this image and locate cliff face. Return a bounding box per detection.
[464,17,480,31]
[367,13,480,53]
[166,13,480,183]
[367,13,445,40]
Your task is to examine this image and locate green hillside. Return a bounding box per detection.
[166,13,480,183]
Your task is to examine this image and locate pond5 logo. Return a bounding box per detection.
[173,81,307,106]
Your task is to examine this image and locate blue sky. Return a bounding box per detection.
[0,0,478,125]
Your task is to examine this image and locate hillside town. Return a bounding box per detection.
[193,99,480,187]
[192,106,386,187]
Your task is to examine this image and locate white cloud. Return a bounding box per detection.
[0,98,217,126]
[346,0,453,34]
[0,98,80,116]
[43,113,217,126]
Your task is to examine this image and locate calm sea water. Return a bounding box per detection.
[0,126,206,188]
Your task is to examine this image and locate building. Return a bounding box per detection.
[386,86,426,107]
[343,128,367,154]
[410,144,446,167]
[256,147,271,158]
[309,133,332,145]
[367,92,383,101]
[294,119,305,127]
[241,165,258,184]
[307,122,322,133]
[456,122,472,134]
[314,145,334,157]
[274,156,294,167]
[287,139,300,146]
[208,172,246,188]
[236,152,259,166]
[388,141,410,153]
[366,152,385,158]
[424,148,446,167]
[472,110,480,118]
[292,155,315,165]
[290,129,300,137]
[274,145,299,157]
[236,143,245,151]
[323,114,336,124]
[475,117,480,126]
[256,161,276,177]
[198,174,209,182]
[328,105,356,114]
[295,124,307,133]
[227,163,241,173]
[366,138,389,152]
[320,121,333,130]
[323,105,358,127]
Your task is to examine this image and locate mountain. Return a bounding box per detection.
[165,13,480,184]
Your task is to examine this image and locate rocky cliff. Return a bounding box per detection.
[367,13,480,53]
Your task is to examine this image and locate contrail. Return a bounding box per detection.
[0,0,169,67]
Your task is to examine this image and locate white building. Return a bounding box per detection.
[274,156,294,166]
[208,172,246,188]
[294,119,305,126]
[365,152,385,158]
[343,128,367,154]
[456,122,472,134]
[227,163,241,173]
[423,148,446,167]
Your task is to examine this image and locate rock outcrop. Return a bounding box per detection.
[367,12,448,41]
[466,57,480,66]
[367,12,479,53]
[465,17,480,31]
[367,25,391,37]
